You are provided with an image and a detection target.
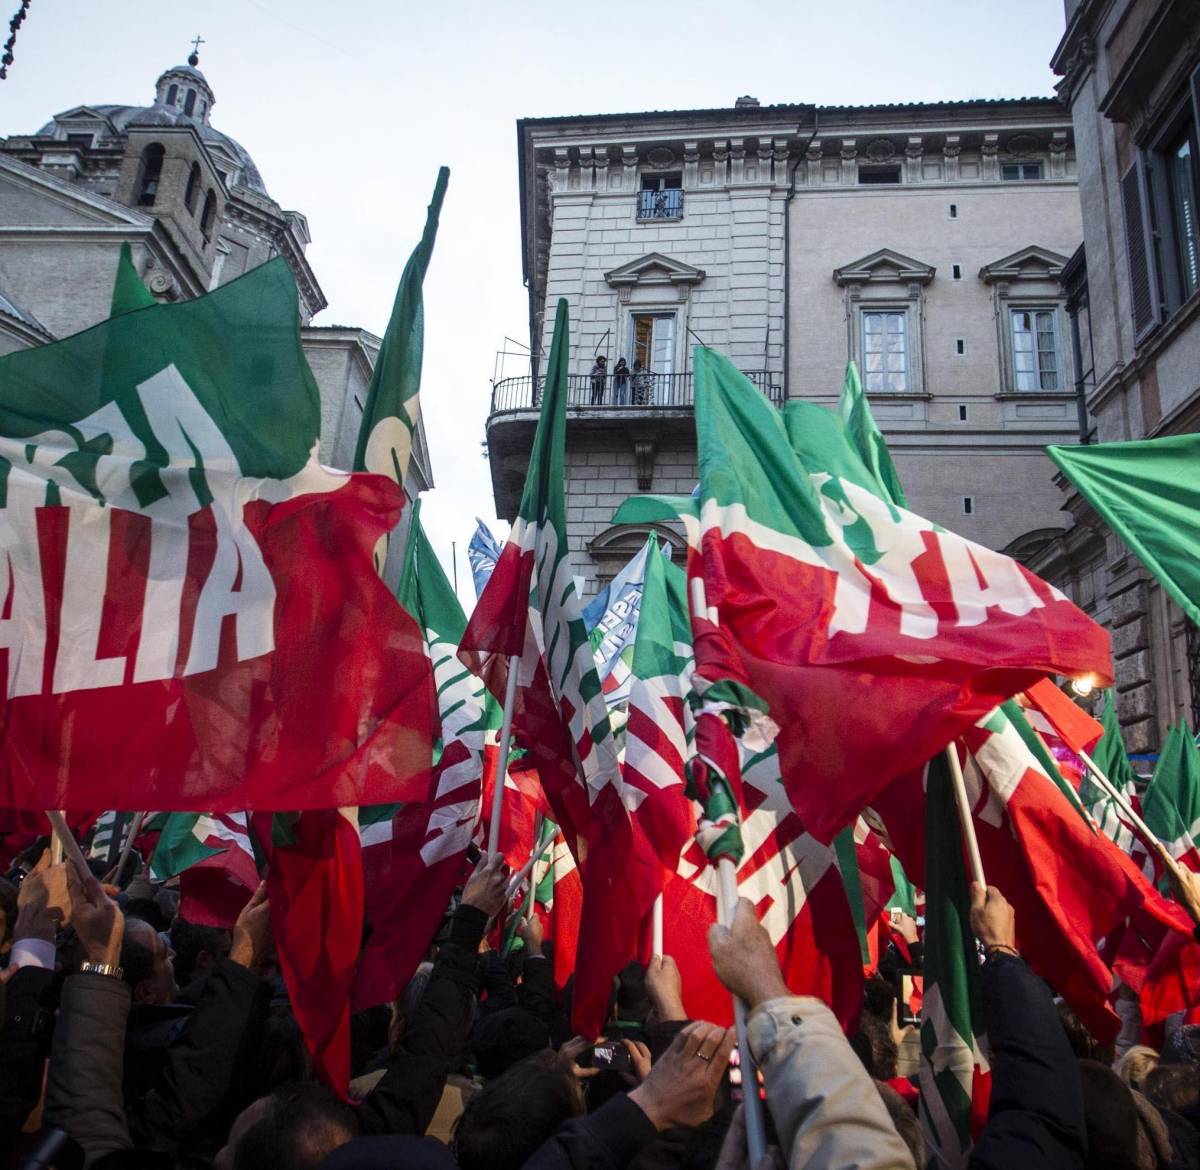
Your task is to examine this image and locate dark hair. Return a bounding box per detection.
[470,1007,550,1080]
[170,919,230,989]
[1056,1000,1113,1064]
[1143,1063,1200,1116]
[875,1082,923,1167]
[233,1082,358,1170]
[863,975,898,1021]
[453,1056,581,1170]
[120,933,157,995]
[849,1012,898,1080]
[124,897,170,934]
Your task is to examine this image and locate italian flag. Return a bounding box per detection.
[689,346,1112,841]
[1079,692,1148,862]
[150,812,259,927]
[353,503,494,1011]
[459,299,661,1036]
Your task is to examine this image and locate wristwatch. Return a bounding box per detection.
[79,960,124,980]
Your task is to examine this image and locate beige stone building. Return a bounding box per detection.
[1039,0,1200,749]
[0,53,432,528]
[492,97,1083,596]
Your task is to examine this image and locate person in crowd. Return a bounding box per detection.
[631,360,652,405]
[589,355,607,405]
[611,358,631,406]
[1116,1044,1160,1092]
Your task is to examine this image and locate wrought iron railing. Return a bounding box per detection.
[637,188,683,219]
[489,371,782,415]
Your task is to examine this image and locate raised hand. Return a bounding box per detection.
[645,954,687,1022]
[230,881,273,972]
[461,854,510,918]
[517,912,544,955]
[629,1020,736,1131]
[707,898,788,1009]
[14,849,70,943]
[969,883,1017,952]
[557,1034,600,1082]
[66,859,124,967]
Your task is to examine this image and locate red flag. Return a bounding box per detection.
[1023,678,1105,755]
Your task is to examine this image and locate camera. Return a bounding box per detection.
[580,1041,633,1073]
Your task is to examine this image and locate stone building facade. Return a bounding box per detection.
[1038,0,1200,750]
[0,55,432,520]
[491,97,1083,596]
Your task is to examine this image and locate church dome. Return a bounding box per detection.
[32,51,270,198]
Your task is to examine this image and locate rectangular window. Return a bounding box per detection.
[66,132,93,145]
[861,310,909,392]
[948,203,958,219]
[1009,308,1062,391]
[858,165,901,185]
[955,339,965,355]
[957,404,968,421]
[963,497,974,515]
[1001,162,1043,181]
[630,313,676,403]
[638,173,683,220]
[1166,128,1199,300]
[952,264,962,279]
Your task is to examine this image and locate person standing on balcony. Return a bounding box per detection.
[612,357,631,405]
[589,355,607,404]
[632,359,653,406]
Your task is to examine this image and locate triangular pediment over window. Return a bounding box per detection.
[49,107,119,136]
[979,245,1070,284]
[604,252,706,289]
[833,248,935,286]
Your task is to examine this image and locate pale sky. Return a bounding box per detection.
[1,0,1070,607]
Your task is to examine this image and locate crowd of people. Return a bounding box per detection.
[1,845,1199,1170]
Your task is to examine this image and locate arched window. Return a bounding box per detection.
[184,162,202,214]
[166,83,178,106]
[184,89,196,117]
[136,143,165,206]
[200,190,217,242]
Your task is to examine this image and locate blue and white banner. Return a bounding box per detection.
[584,538,652,708]
[468,517,503,598]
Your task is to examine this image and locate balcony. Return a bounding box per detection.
[489,370,782,415]
[637,188,683,220]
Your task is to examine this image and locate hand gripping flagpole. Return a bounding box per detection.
[944,743,986,888]
[486,654,522,860]
[688,725,767,1167]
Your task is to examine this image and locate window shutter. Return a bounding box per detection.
[1121,157,1161,343]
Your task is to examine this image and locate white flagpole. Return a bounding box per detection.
[506,841,542,901]
[487,654,521,859]
[651,893,663,957]
[716,858,767,1166]
[944,743,986,888]
[46,810,89,879]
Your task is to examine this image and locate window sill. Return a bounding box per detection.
[864,390,932,401]
[635,215,683,224]
[994,390,1076,400]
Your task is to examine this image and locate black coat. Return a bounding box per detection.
[970,952,1087,1170]
[0,965,56,1147]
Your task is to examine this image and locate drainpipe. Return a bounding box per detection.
[783,108,819,401]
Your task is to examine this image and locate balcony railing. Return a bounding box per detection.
[637,188,683,219]
[489,371,782,415]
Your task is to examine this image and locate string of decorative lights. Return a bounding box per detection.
[0,0,32,80]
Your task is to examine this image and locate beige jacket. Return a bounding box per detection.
[748,996,915,1170]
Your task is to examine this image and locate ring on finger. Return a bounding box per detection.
[695,1050,714,1062]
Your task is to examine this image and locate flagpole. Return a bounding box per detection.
[113,811,146,886]
[651,893,663,957]
[1076,747,1167,860]
[46,810,90,879]
[716,858,767,1166]
[487,654,521,859]
[944,744,986,888]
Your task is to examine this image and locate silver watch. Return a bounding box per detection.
[79,960,124,980]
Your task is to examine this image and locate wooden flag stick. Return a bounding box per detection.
[486,654,521,859]
[1076,748,1167,861]
[651,892,663,957]
[944,744,986,888]
[49,816,64,866]
[113,811,146,886]
[46,810,90,880]
[716,858,767,1167]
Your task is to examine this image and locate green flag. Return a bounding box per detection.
[110,242,156,318]
[1141,722,1200,874]
[1047,434,1200,628]
[353,167,449,491]
[838,359,909,509]
[1081,692,1142,854]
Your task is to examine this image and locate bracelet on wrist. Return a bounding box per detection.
[79,960,124,980]
[983,943,1020,959]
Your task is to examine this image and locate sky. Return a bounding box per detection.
[1,0,1070,607]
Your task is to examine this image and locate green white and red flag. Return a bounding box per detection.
[150,811,259,927]
[0,257,436,812]
[1142,723,1200,875]
[1078,692,1146,861]
[918,754,990,1170]
[459,300,661,1036]
[688,346,1111,841]
[526,823,584,993]
[874,703,1193,1045]
[353,504,494,1011]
